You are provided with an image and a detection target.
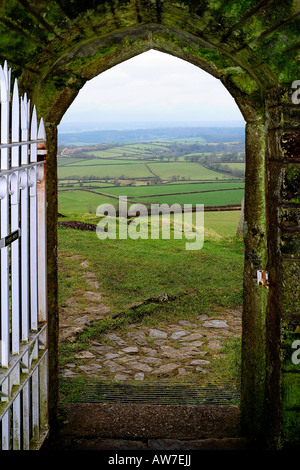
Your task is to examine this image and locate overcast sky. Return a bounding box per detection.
[60,50,244,126]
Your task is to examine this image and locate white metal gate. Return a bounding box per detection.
[0,62,48,450]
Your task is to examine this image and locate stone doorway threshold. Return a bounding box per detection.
[46,403,256,450]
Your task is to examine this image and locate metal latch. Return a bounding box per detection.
[257,270,269,289]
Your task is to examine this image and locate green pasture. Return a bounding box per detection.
[102,181,244,198]
[85,144,162,157]
[58,190,117,214]
[58,181,114,189]
[58,157,85,166]
[58,162,152,179]
[58,181,114,187]
[147,162,236,180]
[89,148,125,156]
[201,210,241,238]
[121,143,170,151]
[58,212,243,316]
[136,189,244,207]
[219,162,245,170]
[58,187,244,215]
[67,158,139,166]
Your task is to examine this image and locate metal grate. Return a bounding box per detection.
[64,380,240,406]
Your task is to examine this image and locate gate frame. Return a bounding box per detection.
[0,62,48,450]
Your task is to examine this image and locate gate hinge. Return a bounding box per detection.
[257,270,269,289]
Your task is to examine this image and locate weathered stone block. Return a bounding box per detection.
[281,167,300,203]
[281,107,300,130]
[281,207,300,228]
[282,262,300,318]
[281,132,300,161]
[282,410,300,448]
[281,233,300,255]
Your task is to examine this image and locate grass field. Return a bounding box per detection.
[137,189,244,207]
[58,190,117,214]
[219,162,245,170]
[59,182,114,189]
[58,217,243,314]
[67,158,139,166]
[58,188,244,214]
[59,210,241,238]
[147,162,234,180]
[58,162,153,179]
[55,161,239,182]
[202,210,241,237]
[57,157,84,166]
[84,143,171,157]
[96,181,245,197]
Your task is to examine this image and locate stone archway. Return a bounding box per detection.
[40,34,270,446]
[1,0,299,449]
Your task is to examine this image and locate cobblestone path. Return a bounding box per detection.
[61,309,242,382]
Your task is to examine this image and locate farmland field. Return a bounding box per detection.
[58,162,153,179]
[58,188,244,214]
[58,138,245,214]
[58,190,117,214]
[137,189,245,207]
[201,210,241,237]
[59,181,113,188]
[96,181,245,197]
[147,162,233,180]
[67,158,140,166]
[219,162,245,170]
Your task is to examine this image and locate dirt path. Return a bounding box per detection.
[59,257,111,343]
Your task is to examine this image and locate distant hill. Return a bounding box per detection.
[58,127,245,146]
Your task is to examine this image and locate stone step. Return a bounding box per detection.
[46,402,254,451]
[48,436,254,451]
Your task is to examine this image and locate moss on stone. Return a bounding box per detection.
[192,45,231,70]
[281,132,300,161]
[282,262,300,318]
[222,66,259,94]
[282,167,300,203]
[281,208,300,227]
[282,410,300,448]
[221,0,254,22]
[281,233,300,256]
[282,322,300,371]
[282,364,300,447]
